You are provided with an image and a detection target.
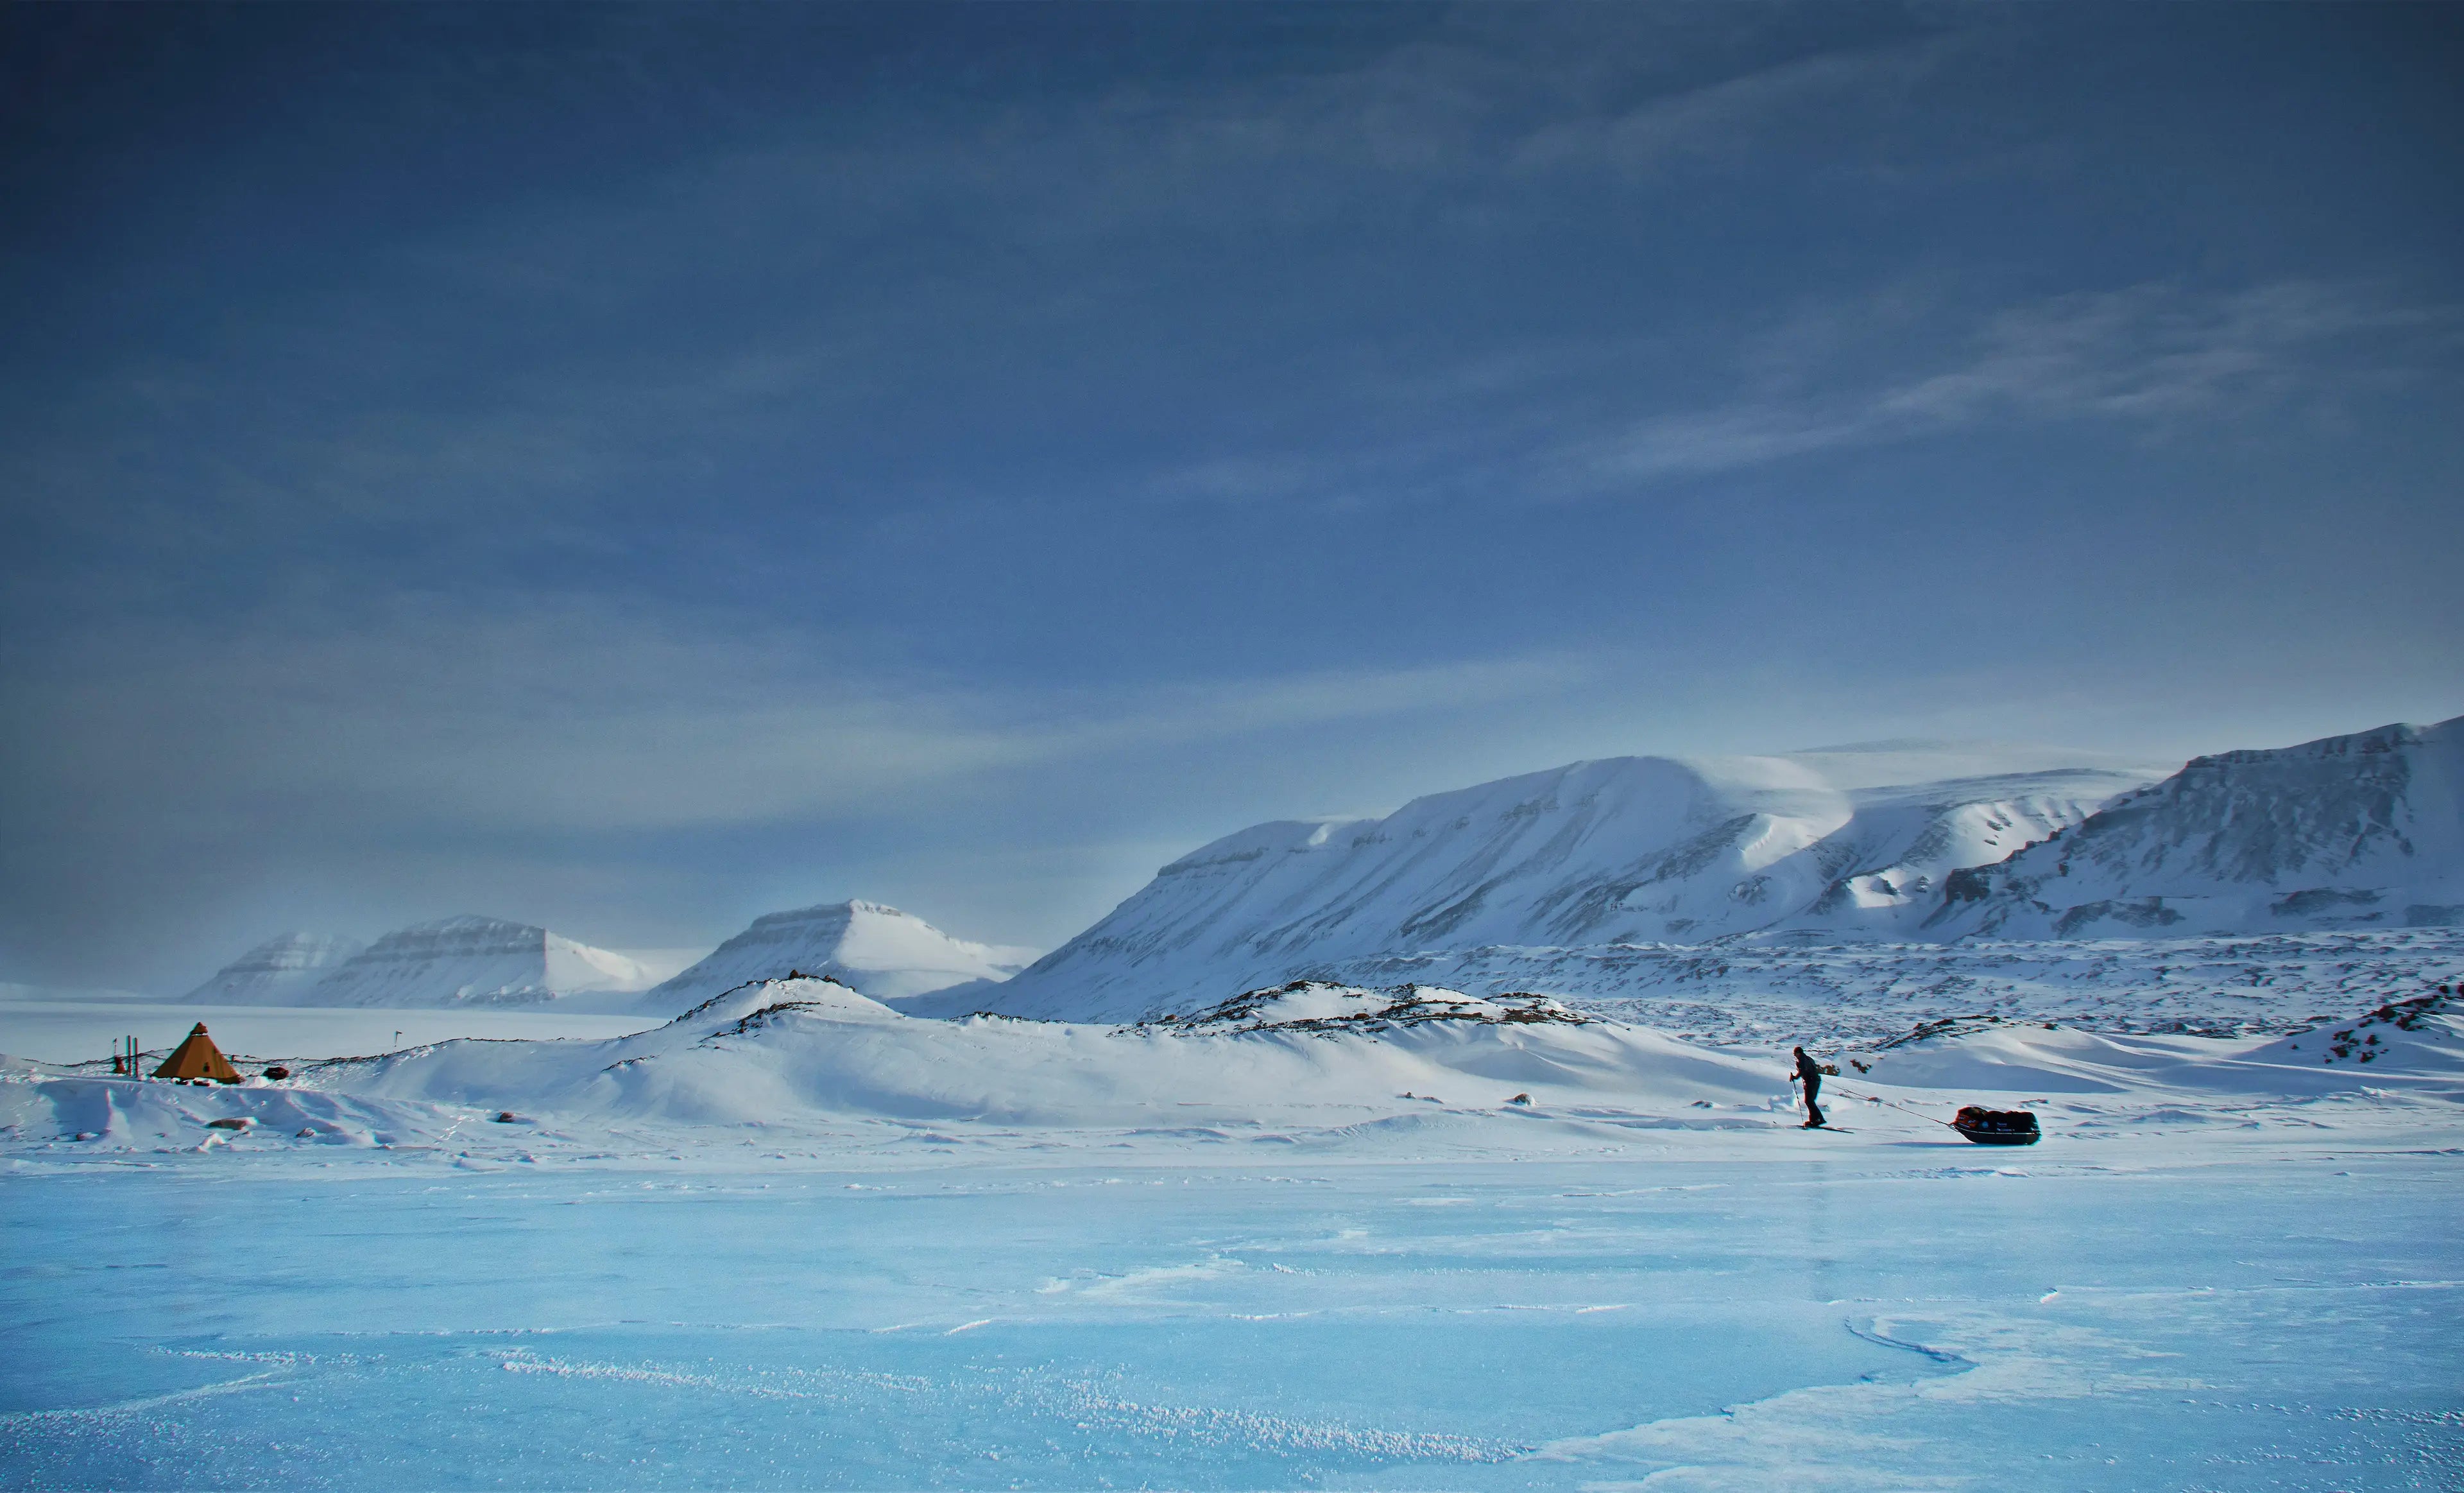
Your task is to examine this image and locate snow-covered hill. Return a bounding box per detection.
[290,916,660,1009]
[1924,717,2464,940]
[181,933,364,1004]
[968,744,2161,1022]
[633,901,1038,1015]
[15,979,2451,1144]
[290,977,1792,1127]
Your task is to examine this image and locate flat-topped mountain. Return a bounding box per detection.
[182,932,364,1003]
[284,915,660,1008]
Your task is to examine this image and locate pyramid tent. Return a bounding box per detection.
[153,1023,243,1083]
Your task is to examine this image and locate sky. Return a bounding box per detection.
[3,2,2460,991]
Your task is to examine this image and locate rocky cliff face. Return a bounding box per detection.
[1925,717,2464,939]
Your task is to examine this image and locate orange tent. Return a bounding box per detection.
[153,1023,243,1083]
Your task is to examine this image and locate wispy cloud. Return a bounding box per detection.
[1127,279,2463,508]
[0,597,1592,841]
[1567,280,2461,485]
[1511,33,1958,173]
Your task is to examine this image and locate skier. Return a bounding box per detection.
[1790,1046,1827,1128]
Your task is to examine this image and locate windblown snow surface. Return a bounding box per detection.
[4,976,2460,1490]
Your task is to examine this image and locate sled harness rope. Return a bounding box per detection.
[1806,1075,1963,1130]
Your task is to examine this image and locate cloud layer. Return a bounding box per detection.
[3,4,2459,986]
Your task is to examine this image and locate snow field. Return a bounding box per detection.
[3,980,2457,1489]
[1,1146,2456,1490]
[0,1001,660,1067]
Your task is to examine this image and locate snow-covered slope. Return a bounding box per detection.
[1327,927,2464,1048]
[973,745,2159,1023]
[302,977,1791,1127]
[294,916,658,1009]
[16,980,2449,1145]
[181,933,364,1004]
[1926,717,2464,940]
[1840,993,2464,1102]
[633,901,1038,1015]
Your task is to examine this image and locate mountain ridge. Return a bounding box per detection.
[955,743,2166,1022]
[953,721,2463,1023]
[1926,716,2463,939]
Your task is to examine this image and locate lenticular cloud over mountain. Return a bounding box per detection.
[635,901,1040,1014]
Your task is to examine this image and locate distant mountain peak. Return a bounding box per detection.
[637,901,1040,1014]
[191,915,660,1008]
[1928,715,2463,939]
[183,931,365,1003]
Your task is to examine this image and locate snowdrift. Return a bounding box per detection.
[4,988,2455,1155]
[0,1055,474,1152]
[1845,994,2464,1101]
[314,978,1790,1127]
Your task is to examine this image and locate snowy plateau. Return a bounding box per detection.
[176,933,366,1004]
[186,916,674,1011]
[178,902,1029,1016]
[3,716,2461,1490]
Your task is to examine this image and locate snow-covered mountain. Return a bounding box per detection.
[633,901,1038,1015]
[291,916,660,1009]
[1925,716,2464,939]
[961,743,2162,1023]
[181,933,364,1003]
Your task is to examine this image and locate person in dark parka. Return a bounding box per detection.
[1792,1046,1827,1128]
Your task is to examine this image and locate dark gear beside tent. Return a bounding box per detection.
[153,1023,243,1084]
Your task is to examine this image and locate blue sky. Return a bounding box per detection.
[3,3,2460,988]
